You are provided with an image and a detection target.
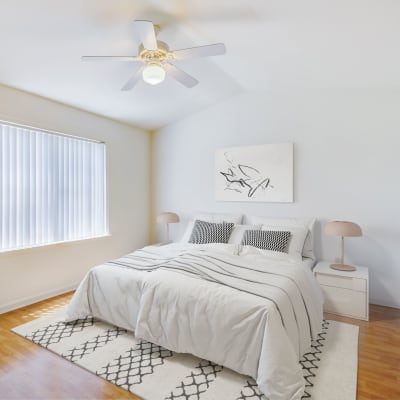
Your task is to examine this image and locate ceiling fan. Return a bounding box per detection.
[82,20,226,90]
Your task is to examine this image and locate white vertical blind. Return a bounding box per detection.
[0,122,107,251]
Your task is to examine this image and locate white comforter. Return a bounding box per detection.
[65,243,323,400]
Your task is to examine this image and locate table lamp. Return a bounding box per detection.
[156,212,180,243]
[324,221,362,271]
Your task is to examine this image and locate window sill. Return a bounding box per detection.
[0,233,112,256]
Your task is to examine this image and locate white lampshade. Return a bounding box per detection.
[156,212,180,224]
[142,63,166,85]
[324,221,362,237]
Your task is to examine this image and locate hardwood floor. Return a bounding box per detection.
[0,293,399,400]
[325,307,400,400]
[0,292,138,400]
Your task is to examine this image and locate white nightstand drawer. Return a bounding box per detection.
[321,285,367,320]
[316,273,366,292]
[314,261,369,321]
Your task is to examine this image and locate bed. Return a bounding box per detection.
[65,235,323,400]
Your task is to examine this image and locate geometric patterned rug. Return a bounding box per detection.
[12,309,358,400]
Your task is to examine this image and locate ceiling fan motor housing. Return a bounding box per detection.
[139,41,172,65]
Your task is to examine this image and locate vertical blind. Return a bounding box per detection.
[0,122,107,251]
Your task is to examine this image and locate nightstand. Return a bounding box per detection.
[314,261,369,321]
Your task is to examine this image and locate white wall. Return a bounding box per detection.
[153,89,400,309]
[0,85,150,313]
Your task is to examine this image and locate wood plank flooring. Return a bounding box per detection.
[0,292,399,399]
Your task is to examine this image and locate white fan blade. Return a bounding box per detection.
[164,63,198,88]
[135,20,158,51]
[81,56,141,62]
[121,65,144,91]
[172,43,226,60]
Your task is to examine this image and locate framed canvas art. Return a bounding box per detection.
[215,143,293,203]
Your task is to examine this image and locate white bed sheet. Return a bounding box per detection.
[66,243,239,331]
[65,243,323,400]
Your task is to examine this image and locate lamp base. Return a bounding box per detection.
[330,263,357,272]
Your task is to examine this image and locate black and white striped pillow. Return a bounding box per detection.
[241,230,291,253]
[189,220,235,244]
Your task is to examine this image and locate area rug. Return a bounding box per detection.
[12,309,358,400]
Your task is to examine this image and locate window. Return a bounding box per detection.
[0,121,107,252]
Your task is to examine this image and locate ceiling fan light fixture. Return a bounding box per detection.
[142,63,166,85]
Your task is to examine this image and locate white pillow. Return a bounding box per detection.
[261,225,308,261]
[249,216,316,260]
[239,245,297,262]
[194,212,243,224]
[180,213,244,243]
[228,224,262,244]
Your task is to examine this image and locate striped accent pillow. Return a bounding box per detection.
[241,230,291,253]
[189,220,235,244]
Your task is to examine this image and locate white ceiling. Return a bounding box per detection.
[0,0,399,130]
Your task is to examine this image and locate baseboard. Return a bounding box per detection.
[370,298,400,310]
[0,282,79,314]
